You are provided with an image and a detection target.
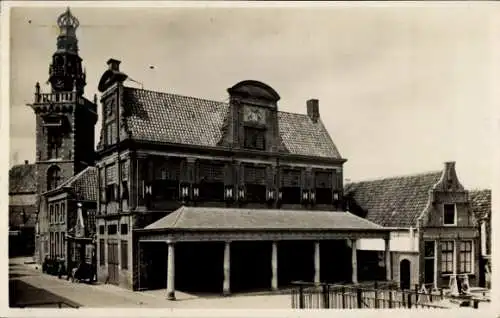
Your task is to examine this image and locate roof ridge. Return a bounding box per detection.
[124,86,229,106]
[57,166,94,189]
[346,170,442,185]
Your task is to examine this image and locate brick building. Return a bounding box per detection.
[28,8,98,265]
[8,161,37,257]
[344,162,482,290]
[94,60,391,298]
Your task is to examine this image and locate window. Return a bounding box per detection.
[47,166,62,190]
[120,224,128,235]
[55,232,59,257]
[61,232,65,256]
[55,204,60,225]
[244,166,267,202]
[50,232,54,257]
[198,162,225,201]
[108,224,117,235]
[281,169,301,204]
[244,127,266,150]
[443,204,456,225]
[105,122,116,146]
[99,225,105,235]
[121,240,128,270]
[99,239,105,265]
[105,164,117,203]
[60,203,65,223]
[105,184,117,202]
[49,205,54,224]
[441,241,454,274]
[315,171,333,204]
[459,241,473,274]
[47,131,63,159]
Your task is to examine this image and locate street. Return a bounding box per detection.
[8,257,291,309]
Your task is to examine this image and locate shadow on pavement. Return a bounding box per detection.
[9,279,81,308]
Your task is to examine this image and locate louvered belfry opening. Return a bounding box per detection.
[244,165,267,202]
[198,161,225,202]
[281,168,301,204]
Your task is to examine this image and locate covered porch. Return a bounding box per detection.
[135,206,392,300]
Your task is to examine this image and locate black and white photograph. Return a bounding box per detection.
[3,1,497,314]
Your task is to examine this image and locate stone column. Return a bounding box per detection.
[223,241,231,296]
[314,241,320,284]
[351,239,358,284]
[384,237,391,281]
[166,241,175,300]
[271,241,278,291]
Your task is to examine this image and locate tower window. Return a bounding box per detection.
[244,127,266,150]
[47,166,62,190]
[48,130,63,159]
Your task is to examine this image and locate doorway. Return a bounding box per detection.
[400,259,411,290]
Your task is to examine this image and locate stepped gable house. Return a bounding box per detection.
[344,162,482,290]
[94,59,391,298]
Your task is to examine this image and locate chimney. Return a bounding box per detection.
[24,160,28,165]
[307,99,320,123]
[107,58,121,72]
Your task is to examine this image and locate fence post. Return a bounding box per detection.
[342,287,346,309]
[407,293,412,309]
[374,289,379,309]
[299,285,304,309]
[356,288,362,308]
[388,290,393,309]
[473,300,479,309]
[414,284,419,303]
[322,284,329,309]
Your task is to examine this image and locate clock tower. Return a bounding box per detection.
[29,7,97,231]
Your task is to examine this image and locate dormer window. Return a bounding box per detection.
[443,204,456,225]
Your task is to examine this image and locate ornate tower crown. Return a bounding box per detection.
[49,7,86,93]
[56,7,79,53]
[57,7,80,30]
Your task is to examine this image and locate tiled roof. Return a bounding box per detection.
[344,172,442,227]
[469,189,491,220]
[9,164,36,194]
[145,206,384,231]
[122,87,342,159]
[53,166,98,201]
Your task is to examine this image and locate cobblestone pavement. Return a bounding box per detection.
[8,257,291,309]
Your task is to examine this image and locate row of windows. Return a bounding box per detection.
[98,223,129,236]
[49,202,66,224]
[424,240,473,274]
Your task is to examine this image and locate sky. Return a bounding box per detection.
[7,3,499,189]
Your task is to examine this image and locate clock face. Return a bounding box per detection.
[244,106,266,124]
[53,79,65,89]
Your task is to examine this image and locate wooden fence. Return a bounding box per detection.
[291,281,450,309]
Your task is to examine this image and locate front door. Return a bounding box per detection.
[400,259,411,290]
[107,241,119,285]
[423,241,435,286]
